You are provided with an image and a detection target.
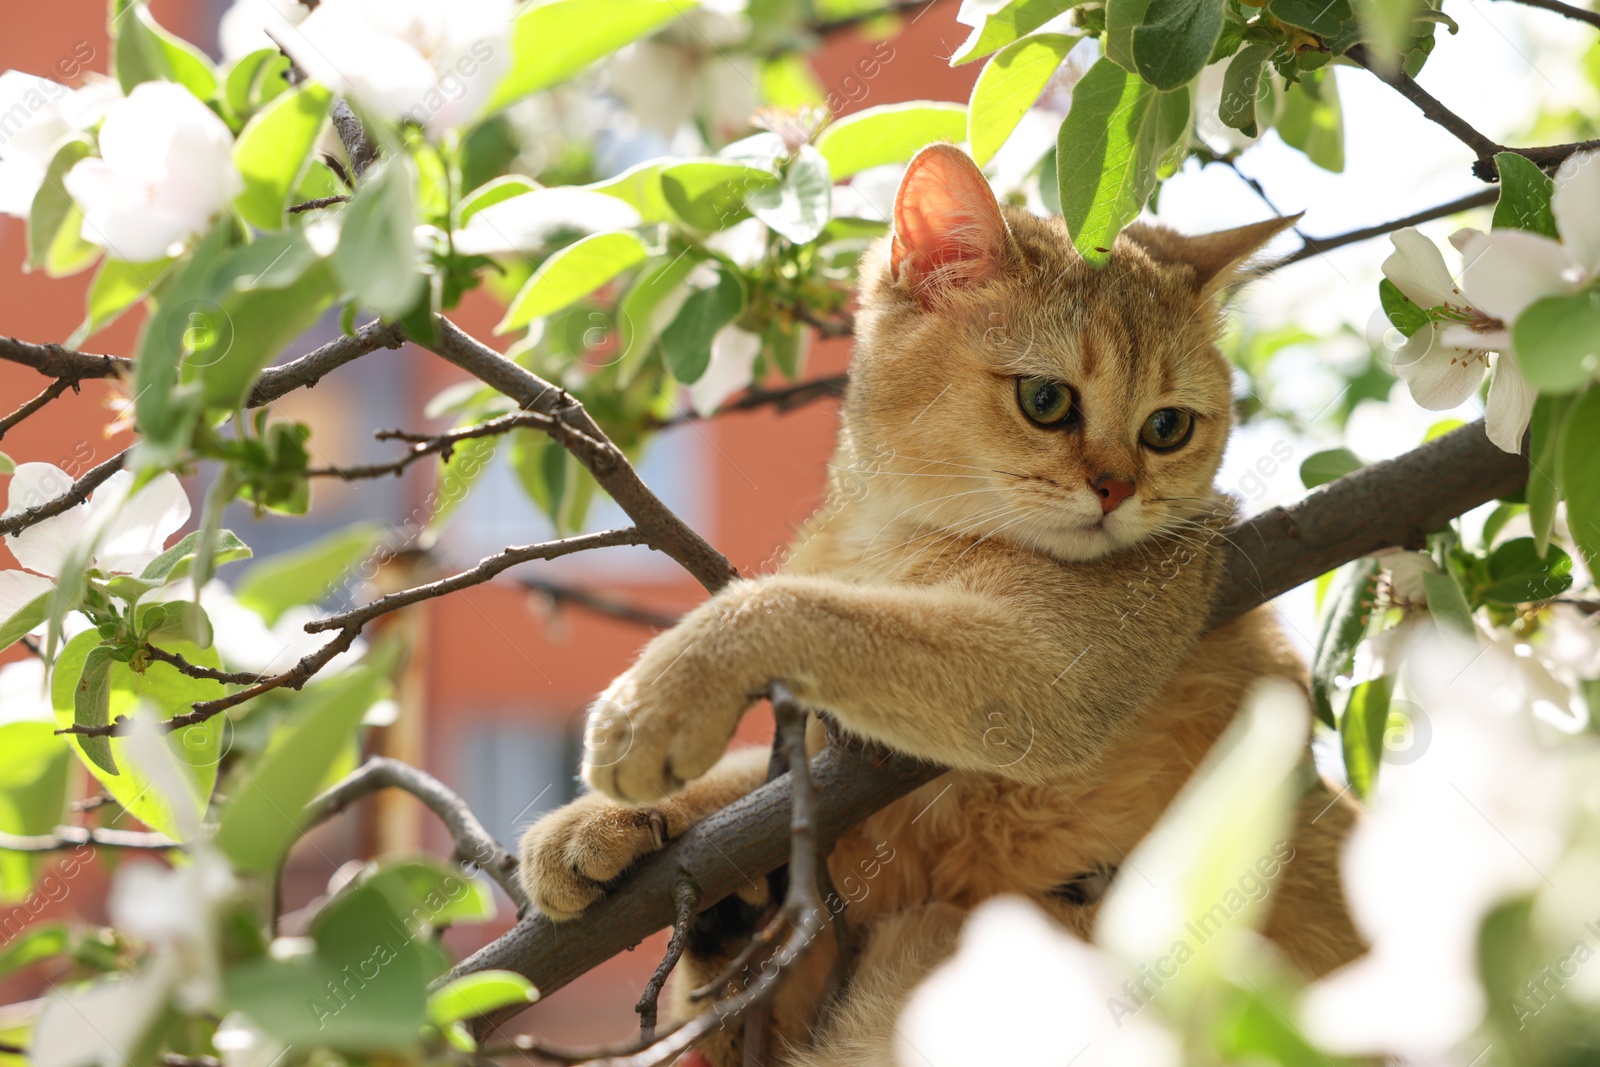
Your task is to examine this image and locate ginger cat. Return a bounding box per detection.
[520,144,1363,1065]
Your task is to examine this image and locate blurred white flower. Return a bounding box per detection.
[217,0,311,63]
[111,848,234,1009]
[704,216,767,268]
[899,896,1179,1067]
[1302,629,1572,1058]
[1382,549,1439,604]
[690,325,762,415]
[451,187,642,255]
[0,658,53,725]
[609,42,757,143]
[3,463,190,584]
[193,580,367,676]
[0,70,118,217]
[32,952,181,1067]
[64,82,242,262]
[282,0,515,136]
[212,1014,286,1067]
[1381,228,1534,453]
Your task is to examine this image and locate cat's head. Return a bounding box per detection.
[843,143,1294,563]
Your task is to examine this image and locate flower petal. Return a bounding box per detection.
[1458,229,1579,323]
[1393,326,1485,411]
[1552,149,1600,276]
[1484,352,1537,454]
[0,568,55,628]
[3,462,90,578]
[690,326,763,416]
[95,471,192,575]
[1383,228,1460,309]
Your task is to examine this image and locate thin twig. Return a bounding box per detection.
[306,528,648,633]
[519,578,681,629]
[143,645,267,686]
[0,378,74,440]
[305,757,529,909]
[0,452,126,538]
[636,879,701,1041]
[0,825,177,852]
[422,318,738,593]
[288,194,350,214]
[306,411,554,480]
[330,98,379,177]
[1271,186,1501,268]
[1494,0,1600,30]
[652,373,850,428]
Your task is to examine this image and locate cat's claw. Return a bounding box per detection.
[518,793,673,921]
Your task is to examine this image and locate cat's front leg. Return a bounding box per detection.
[583,580,776,802]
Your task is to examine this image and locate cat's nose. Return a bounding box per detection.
[1092,473,1135,513]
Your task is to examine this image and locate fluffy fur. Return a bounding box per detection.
[519,144,1362,1065]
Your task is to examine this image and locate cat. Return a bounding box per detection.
[519,143,1364,1065]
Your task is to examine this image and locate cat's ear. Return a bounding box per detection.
[1131,214,1301,298]
[890,144,1010,296]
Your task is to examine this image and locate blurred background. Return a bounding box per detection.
[1,0,1592,1045]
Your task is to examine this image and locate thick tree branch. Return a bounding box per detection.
[421,317,738,593]
[0,337,131,381]
[0,825,177,852]
[305,757,528,909]
[444,419,1528,1020]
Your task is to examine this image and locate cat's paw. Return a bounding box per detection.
[582,605,759,804]
[518,792,672,921]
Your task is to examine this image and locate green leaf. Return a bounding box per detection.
[72,257,174,346]
[71,645,119,775]
[1480,537,1573,605]
[361,857,495,927]
[1104,0,1153,70]
[1219,42,1274,137]
[1526,393,1571,556]
[1299,447,1363,489]
[1379,277,1429,338]
[1491,153,1557,237]
[1353,0,1421,68]
[27,137,96,276]
[50,632,227,839]
[0,922,68,977]
[1512,291,1600,394]
[227,881,444,1051]
[428,972,538,1028]
[0,592,52,655]
[1277,70,1345,173]
[497,231,650,333]
[1265,0,1356,38]
[234,83,333,231]
[749,145,832,245]
[1310,557,1378,728]
[1131,0,1226,89]
[429,434,498,531]
[235,523,383,626]
[215,664,387,874]
[816,103,968,180]
[660,269,745,384]
[952,0,1078,64]
[139,529,252,584]
[1055,58,1188,267]
[660,160,780,230]
[616,251,706,384]
[0,724,71,903]
[582,159,677,224]
[1340,672,1392,800]
[455,176,538,228]
[189,259,336,413]
[332,158,425,321]
[0,453,11,475]
[1421,571,1475,633]
[114,5,217,99]
[489,0,695,110]
[224,49,292,120]
[969,34,1080,166]
[510,429,569,529]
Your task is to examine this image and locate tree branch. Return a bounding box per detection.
[0,451,126,538]
[443,419,1528,1022]
[0,379,75,440]
[1494,0,1600,30]
[518,577,681,630]
[305,756,528,909]
[1346,44,1600,179]
[1272,186,1501,268]
[421,317,738,593]
[0,337,131,381]
[652,373,850,429]
[306,411,553,480]
[0,825,177,852]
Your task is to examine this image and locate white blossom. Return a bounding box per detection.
[3,462,190,582]
[450,187,642,256]
[217,0,311,63]
[899,896,1179,1067]
[0,70,118,217]
[690,325,762,416]
[64,82,242,262]
[281,0,515,136]
[1381,228,1535,454]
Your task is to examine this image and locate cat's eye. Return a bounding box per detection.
[1140,408,1194,451]
[1017,377,1078,427]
